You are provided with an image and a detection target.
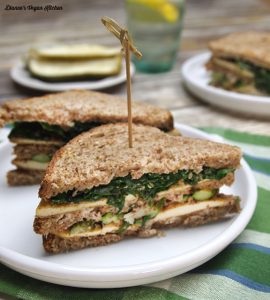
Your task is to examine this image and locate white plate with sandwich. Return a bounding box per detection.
[0,122,257,288]
[181,32,270,117]
[10,44,135,92]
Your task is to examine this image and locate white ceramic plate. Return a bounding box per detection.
[181,52,270,116]
[0,124,257,288]
[10,60,135,92]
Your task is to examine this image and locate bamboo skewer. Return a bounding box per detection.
[124,38,133,148]
[101,16,142,148]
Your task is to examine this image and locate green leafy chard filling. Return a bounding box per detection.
[51,167,234,210]
[211,58,270,94]
[235,60,270,94]
[8,121,102,142]
[210,72,246,89]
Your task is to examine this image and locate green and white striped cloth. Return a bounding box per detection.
[0,127,269,300]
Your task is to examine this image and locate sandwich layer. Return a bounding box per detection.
[39,123,241,200]
[42,195,239,253]
[1,89,173,131]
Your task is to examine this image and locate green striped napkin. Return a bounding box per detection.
[1,128,269,300]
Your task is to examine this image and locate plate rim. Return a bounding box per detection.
[181,51,270,104]
[10,59,134,92]
[0,123,257,286]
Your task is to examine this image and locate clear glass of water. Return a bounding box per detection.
[126,0,185,73]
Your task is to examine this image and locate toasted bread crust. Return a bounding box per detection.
[43,233,122,253]
[209,31,270,69]
[39,123,241,200]
[0,108,6,128]
[42,196,239,253]
[7,169,45,186]
[1,89,173,131]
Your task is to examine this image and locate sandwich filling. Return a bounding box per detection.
[34,168,240,239]
[8,121,102,183]
[207,56,270,95]
[8,121,176,184]
[9,121,102,142]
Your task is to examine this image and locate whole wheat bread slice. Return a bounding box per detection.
[7,169,45,186]
[1,89,173,131]
[209,31,270,69]
[40,123,241,200]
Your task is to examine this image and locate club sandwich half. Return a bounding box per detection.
[34,123,241,253]
[1,89,174,185]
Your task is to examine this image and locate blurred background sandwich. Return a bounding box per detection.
[206,31,270,96]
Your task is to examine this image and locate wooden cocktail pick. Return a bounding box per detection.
[101,16,142,148]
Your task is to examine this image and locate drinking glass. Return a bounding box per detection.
[126,0,185,73]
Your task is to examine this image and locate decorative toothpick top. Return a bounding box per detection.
[101,17,142,59]
[101,16,142,148]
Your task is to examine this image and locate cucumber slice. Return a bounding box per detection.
[192,190,215,201]
[27,55,122,81]
[70,220,93,234]
[148,208,159,218]
[102,213,119,225]
[134,218,143,226]
[32,154,51,163]
[31,45,121,59]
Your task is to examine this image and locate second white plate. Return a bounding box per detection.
[181,52,270,117]
[0,124,257,288]
[10,60,135,92]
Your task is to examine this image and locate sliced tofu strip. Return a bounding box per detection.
[57,223,139,238]
[36,198,107,217]
[156,184,191,199]
[10,137,64,146]
[13,160,49,171]
[151,198,234,223]
[58,223,119,238]
[212,57,254,79]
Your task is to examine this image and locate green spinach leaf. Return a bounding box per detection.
[51,167,234,210]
